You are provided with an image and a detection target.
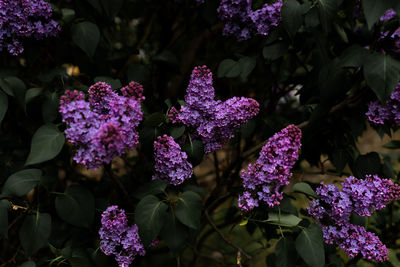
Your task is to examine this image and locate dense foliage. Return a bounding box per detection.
[2,0,400,266]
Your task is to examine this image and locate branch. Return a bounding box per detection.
[204,210,252,260]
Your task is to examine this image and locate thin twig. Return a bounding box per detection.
[204,210,252,260]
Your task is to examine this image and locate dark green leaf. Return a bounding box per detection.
[238,57,256,79]
[340,45,366,67]
[263,42,288,61]
[0,77,26,109]
[175,191,202,229]
[317,0,341,31]
[25,88,43,106]
[127,64,150,84]
[25,124,65,166]
[267,213,302,226]
[334,23,348,43]
[292,182,318,198]
[352,152,381,178]
[382,156,395,179]
[55,185,95,228]
[94,76,122,90]
[100,0,124,19]
[153,50,179,66]
[19,261,36,267]
[332,149,351,174]
[383,140,400,149]
[135,195,168,246]
[71,22,100,58]
[0,90,8,126]
[282,0,303,38]
[144,112,165,127]
[19,213,51,256]
[170,126,186,139]
[182,140,204,166]
[0,200,10,238]
[363,53,400,103]
[86,0,103,14]
[42,91,59,123]
[276,237,297,267]
[295,224,325,267]
[362,0,392,29]
[217,59,241,78]
[132,180,167,199]
[2,169,42,197]
[61,8,75,22]
[160,212,188,256]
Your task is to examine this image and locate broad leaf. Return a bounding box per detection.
[217,59,241,78]
[182,139,204,166]
[352,152,381,178]
[383,140,400,149]
[295,224,325,267]
[94,76,122,90]
[135,195,168,246]
[25,124,65,166]
[175,191,203,229]
[144,112,165,127]
[362,0,392,29]
[71,22,100,57]
[160,212,188,256]
[170,126,186,139]
[276,237,297,267]
[19,213,51,256]
[238,57,256,79]
[20,261,36,267]
[292,182,317,198]
[0,90,7,126]
[282,0,302,38]
[55,185,95,228]
[0,200,10,238]
[263,42,288,61]
[2,169,42,197]
[25,88,43,106]
[132,180,167,199]
[267,213,302,226]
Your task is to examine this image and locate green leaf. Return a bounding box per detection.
[170,126,186,139]
[182,139,204,166]
[153,50,179,66]
[19,213,51,256]
[175,191,203,229]
[267,213,302,226]
[292,182,317,198]
[276,237,297,267]
[383,140,400,149]
[281,0,303,38]
[352,152,381,178]
[263,42,288,61]
[135,195,168,246]
[71,22,100,58]
[0,200,10,238]
[61,8,75,22]
[25,124,65,166]
[331,149,351,174]
[127,64,150,84]
[339,45,367,67]
[160,212,188,256]
[2,169,42,197]
[317,0,341,32]
[42,91,59,123]
[55,185,95,228]
[238,57,256,79]
[19,261,36,267]
[100,0,124,19]
[0,77,26,109]
[94,76,122,90]
[0,90,8,126]
[144,112,165,127]
[363,53,400,103]
[25,88,43,106]
[132,180,167,199]
[217,59,241,78]
[362,0,392,29]
[295,224,325,267]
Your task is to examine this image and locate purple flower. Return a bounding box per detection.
[308,175,400,261]
[238,124,302,211]
[366,83,400,126]
[99,206,145,267]
[170,66,259,154]
[153,135,193,186]
[0,0,60,55]
[217,0,282,41]
[59,81,144,169]
[380,9,397,21]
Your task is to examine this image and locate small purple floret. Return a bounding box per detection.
[366,83,400,126]
[153,135,193,186]
[238,124,302,211]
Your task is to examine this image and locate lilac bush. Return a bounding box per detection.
[170,66,260,153]
[238,124,302,211]
[308,175,400,261]
[217,0,282,41]
[59,81,144,169]
[0,0,60,55]
[152,134,193,186]
[366,83,400,126]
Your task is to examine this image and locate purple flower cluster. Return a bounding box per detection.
[0,0,60,55]
[217,0,282,41]
[380,9,397,21]
[99,206,145,267]
[308,175,400,262]
[366,83,400,126]
[59,81,144,169]
[153,135,193,186]
[238,125,302,211]
[169,66,259,154]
